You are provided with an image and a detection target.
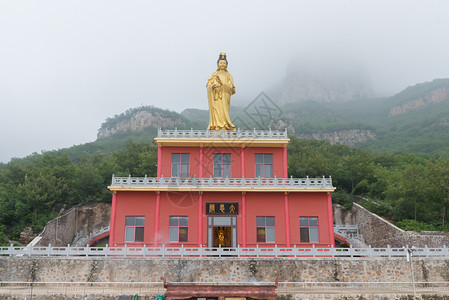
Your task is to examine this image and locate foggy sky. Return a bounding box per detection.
[1,0,449,163]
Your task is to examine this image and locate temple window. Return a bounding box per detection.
[213,153,231,177]
[124,216,145,242]
[169,216,188,242]
[299,217,319,243]
[255,154,273,177]
[256,216,275,243]
[171,153,190,177]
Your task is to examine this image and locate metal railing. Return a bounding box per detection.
[277,281,449,296]
[0,282,164,298]
[157,128,288,139]
[334,225,367,248]
[111,175,333,188]
[1,281,449,297]
[73,225,110,246]
[334,225,359,232]
[1,244,449,259]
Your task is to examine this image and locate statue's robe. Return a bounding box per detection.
[206,70,236,131]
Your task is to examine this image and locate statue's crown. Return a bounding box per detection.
[218,52,227,61]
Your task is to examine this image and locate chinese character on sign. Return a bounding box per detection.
[206,203,239,215]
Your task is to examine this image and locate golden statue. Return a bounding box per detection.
[218,228,225,246]
[207,53,236,131]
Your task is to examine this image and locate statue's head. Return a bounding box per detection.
[217,52,228,70]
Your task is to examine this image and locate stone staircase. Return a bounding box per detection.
[72,225,110,247]
[334,225,368,248]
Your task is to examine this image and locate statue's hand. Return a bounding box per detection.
[212,84,219,89]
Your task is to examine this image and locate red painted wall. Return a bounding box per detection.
[158,146,287,178]
[245,192,286,247]
[158,192,200,247]
[244,148,285,178]
[112,144,332,248]
[201,147,242,178]
[159,147,200,177]
[113,191,157,246]
[112,190,334,248]
[288,192,334,247]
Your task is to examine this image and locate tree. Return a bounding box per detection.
[430,158,449,229]
[112,141,157,176]
[400,164,426,221]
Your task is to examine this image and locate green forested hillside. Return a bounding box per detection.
[1,79,449,244]
[1,136,449,245]
[0,141,158,244]
[287,137,449,227]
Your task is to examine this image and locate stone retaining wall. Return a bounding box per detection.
[353,203,449,248]
[1,257,449,283]
[37,203,111,247]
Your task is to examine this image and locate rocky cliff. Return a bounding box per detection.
[97,105,375,147]
[389,86,449,116]
[97,109,186,139]
[297,129,376,146]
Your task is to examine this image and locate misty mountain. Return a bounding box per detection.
[279,78,449,156]
[276,60,374,104]
[93,78,449,157]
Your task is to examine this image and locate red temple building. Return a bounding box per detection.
[108,128,335,248]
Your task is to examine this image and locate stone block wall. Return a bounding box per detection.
[37,203,111,247]
[1,257,449,283]
[353,203,449,248]
[333,204,357,225]
[352,203,404,247]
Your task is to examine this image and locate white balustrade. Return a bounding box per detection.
[111,175,333,188]
[157,128,288,139]
[1,244,449,259]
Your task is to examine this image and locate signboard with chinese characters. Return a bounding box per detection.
[206,202,239,215]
